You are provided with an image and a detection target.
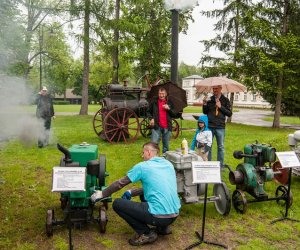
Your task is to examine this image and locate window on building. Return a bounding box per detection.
[234,92,239,101]
[252,92,257,101]
[243,92,247,101]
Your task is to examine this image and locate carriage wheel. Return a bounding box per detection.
[93,108,106,138]
[275,185,293,207]
[103,108,140,143]
[140,118,152,138]
[171,119,180,139]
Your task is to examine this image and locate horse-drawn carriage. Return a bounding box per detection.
[92,80,187,143]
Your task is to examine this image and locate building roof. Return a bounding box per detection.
[183,75,204,80]
[55,89,82,99]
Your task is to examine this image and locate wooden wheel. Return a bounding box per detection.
[93,108,107,139]
[171,119,180,139]
[140,118,152,138]
[103,108,140,143]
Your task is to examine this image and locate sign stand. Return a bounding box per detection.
[185,161,227,250]
[52,167,87,250]
[271,152,300,224]
[271,168,299,224]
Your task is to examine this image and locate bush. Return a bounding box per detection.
[53,100,70,105]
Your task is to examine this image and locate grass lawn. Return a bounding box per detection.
[0,114,300,249]
[264,115,300,125]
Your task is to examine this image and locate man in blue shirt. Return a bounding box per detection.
[91,142,181,246]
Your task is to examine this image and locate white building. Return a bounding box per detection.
[182,75,271,108]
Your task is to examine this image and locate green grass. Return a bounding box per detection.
[264,115,300,125]
[0,115,299,249]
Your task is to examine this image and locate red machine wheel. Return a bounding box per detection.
[272,161,289,185]
[232,189,247,214]
[140,118,152,138]
[93,108,106,138]
[171,119,180,139]
[103,108,140,143]
[275,185,293,207]
[99,206,108,233]
[46,209,54,237]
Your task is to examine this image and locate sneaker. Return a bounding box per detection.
[128,231,158,246]
[156,226,172,235]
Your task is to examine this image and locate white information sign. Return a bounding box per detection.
[52,167,86,192]
[275,151,300,169]
[192,161,221,184]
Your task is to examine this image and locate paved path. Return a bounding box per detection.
[56,108,300,130]
[182,108,300,130]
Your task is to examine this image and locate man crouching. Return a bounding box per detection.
[91,142,181,246]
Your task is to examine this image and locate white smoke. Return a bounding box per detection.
[164,0,198,11]
[0,76,47,147]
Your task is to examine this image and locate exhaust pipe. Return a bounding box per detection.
[57,143,72,163]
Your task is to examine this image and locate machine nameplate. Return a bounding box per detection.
[52,167,86,192]
[192,161,221,184]
[275,151,300,168]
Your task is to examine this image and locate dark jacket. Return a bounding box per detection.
[36,94,54,119]
[146,97,176,131]
[203,94,232,129]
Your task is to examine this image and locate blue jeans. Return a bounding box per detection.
[208,128,225,166]
[112,198,176,235]
[151,127,171,153]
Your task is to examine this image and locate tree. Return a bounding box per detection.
[200,0,254,122]
[241,0,300,124]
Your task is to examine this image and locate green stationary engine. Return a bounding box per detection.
[46,143,111,239]
[227,142,291,213]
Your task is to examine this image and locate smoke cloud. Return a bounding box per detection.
[0,76,50,147]
[164,0,198,11]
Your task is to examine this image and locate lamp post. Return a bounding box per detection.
[170,9,179,85]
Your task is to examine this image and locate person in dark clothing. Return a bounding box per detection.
[202,85,232,165]
[36,86,55,148]
[146,87,176,153]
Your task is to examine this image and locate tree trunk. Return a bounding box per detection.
[112,0,120,84]
[80,0,90,115]
[273,0,290,127]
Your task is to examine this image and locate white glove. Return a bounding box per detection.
[52,116,56,120]
[91,190,103,203]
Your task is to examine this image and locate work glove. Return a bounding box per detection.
[121,190,132,200]
[91,190,103,203]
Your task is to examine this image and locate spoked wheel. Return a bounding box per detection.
[171,119,180,139]
[103,108,140,143]
[213,182,231,216]
[99,206,108,233]
[275,185,293,207]
[232,189,247,214]
[93,108,107,139]
[46,209,54,237]
[140,118,152,138]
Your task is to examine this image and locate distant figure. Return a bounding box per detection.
[202,85,232,166]
[147,87,176,153]
[36,86,54,148]
[190,115,212,161]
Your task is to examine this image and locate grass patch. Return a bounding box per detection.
[264,115,300,125]
[0,115,299,249]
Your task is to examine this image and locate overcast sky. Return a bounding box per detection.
[178,0,224,66]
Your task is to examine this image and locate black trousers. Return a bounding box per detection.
[38,117,51,147]
[112,198,176,235]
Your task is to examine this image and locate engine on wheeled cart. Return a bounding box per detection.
[46,143,111,237]
[165,151,231,216]
[228,142,291,214]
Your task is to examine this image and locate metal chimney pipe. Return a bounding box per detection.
[170,9,179,85]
